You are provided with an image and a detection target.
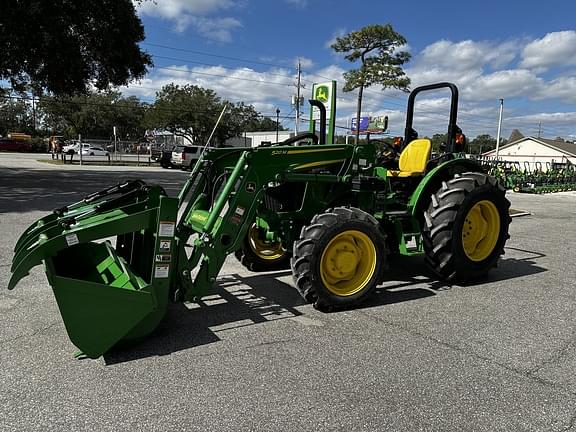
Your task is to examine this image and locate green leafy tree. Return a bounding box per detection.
[144,84,221,146]
[214,102,260,145]
[331,24,411,143]
[0,98,35,136]
[0,0,152,96]
[245,116,286,132]
[429,133,448,153]
[470,134,497,154]
[39,91,147,139]
[145,84,274,147]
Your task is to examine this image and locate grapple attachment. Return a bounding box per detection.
[9,181,178,358]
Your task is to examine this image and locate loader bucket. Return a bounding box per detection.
[9,184,178,359]
[46,242,167,359]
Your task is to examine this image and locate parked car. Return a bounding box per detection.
[81,145,109,156]
[171,145,202,170]
[63,142,88,154]
[63,143,109,156]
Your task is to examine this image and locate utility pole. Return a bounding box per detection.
[537,121,543,138]
[495,98,504,159]
[292,59,304,135]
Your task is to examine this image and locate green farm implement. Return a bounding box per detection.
[10,82,511,358]
[481,158,576,194]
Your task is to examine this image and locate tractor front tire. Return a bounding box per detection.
[422,172,511,283]
[234,224,290,272]
[291,207,387,311]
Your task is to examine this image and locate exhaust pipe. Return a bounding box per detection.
[308,99,327,144]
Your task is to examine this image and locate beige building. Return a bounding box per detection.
[483,137,576,171]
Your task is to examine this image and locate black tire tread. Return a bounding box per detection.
[422,172,511,283]
[291,206,387,310]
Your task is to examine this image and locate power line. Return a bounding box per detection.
[142,42,288,69]
[152,54,298,81]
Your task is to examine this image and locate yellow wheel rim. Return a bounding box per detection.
[320,230,377,297]
[462,200,501,262]
[248,225,285,261]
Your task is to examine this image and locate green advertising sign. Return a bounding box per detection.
[309,81,336,144]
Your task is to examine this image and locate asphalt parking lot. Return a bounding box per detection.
[1,153,576,431]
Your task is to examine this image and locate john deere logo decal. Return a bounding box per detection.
[315,85,329,103]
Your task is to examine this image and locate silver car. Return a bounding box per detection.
[171,145,202,170]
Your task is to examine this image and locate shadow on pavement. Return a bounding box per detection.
[104,247,548,364]
[104,271,303,365]
[359,246,548,310]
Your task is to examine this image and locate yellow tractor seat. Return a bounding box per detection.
[387,139,432,177]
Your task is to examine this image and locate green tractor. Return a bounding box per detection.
[9,82,511,359]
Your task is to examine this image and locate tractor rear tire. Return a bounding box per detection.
[234,224,290,272]
[422,172,511,283]
[291,207,387,311]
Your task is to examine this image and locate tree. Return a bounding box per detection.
[144,84,221,146]
[0,0,152,96]
[145,84,273,147]
[429,133,448,153]
[0,98,35,136]
[331,24,411,143]
[39,91,147,139]
[244,116,286,132]
[470,134,497,154]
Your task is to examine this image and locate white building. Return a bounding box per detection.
[483,136,576,171]
[231,131,295,148]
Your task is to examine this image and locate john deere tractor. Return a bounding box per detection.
[10,82,511,359]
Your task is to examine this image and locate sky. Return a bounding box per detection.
[123,0,576,141]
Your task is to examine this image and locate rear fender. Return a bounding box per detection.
[409,158,483,217]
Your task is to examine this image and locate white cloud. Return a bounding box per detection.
[138,0,235,20]
[297,57,314,69]
[537,76,576,103]
[185,16,242,42]
[521,31,576,70]
[462,69,544,101]
[122,64,293,110]
[406,39,519,92]
[137,0,243,41]
[418,39,517,72]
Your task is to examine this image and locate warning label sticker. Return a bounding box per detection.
[154,264,170,279]
[65,234,79,247]
[155,254,171,263]
[159,221,175,237]
[159,240,172,252]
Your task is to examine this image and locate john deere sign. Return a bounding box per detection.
[309,81,336,144]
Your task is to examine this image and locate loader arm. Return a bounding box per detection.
[175,144,354,300]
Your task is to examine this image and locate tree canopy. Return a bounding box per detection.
[0,0,152,95]
[144,84,282,147]
[470,134,497,154]
[0,98,35,136]
[39,91,147,139]
[332,24,411,142]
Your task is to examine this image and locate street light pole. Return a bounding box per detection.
[495,98,504,159]
[276,108,280,143]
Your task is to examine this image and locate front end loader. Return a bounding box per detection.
[10,82,511,359]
